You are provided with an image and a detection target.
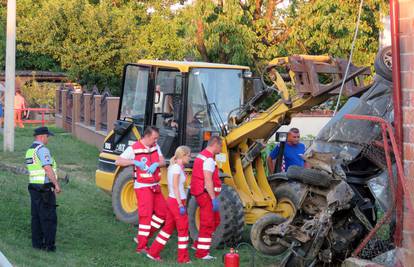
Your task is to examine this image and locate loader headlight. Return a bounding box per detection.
[276,132,288,142]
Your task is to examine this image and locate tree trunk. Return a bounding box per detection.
[219,33,228,63]
[196,18,209,62]
[254,0,263,21]
[265,0,278,23]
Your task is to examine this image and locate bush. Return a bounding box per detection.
[21,80,58,109]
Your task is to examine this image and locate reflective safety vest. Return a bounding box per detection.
[133,141,161,184]
[190,149,221,196]
[25,143,57,184]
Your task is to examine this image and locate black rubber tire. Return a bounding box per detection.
[273,182,300,215]
[188,184,244,248]
[250,213,288,255]
[112,167,138,224]
[287,166,332,187]
[224,185,245,244]
[374,46,392,82]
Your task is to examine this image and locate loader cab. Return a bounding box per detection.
[117,61,251,158]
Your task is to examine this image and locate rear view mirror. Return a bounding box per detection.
[252,78,265,95]
[243,77,265,104]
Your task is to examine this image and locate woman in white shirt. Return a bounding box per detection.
[147,146,191,263]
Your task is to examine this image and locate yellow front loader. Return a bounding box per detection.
[95,57,370,247]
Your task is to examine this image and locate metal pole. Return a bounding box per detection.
[390,0,403,155]
[3,0,16,152]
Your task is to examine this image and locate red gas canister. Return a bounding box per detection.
[224,248,239,267]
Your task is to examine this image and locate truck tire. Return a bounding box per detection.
[112,167,138,224]
[287,166,332,187]
[188,184,244,248]
[250,213,288,255]
[374,46,392,82]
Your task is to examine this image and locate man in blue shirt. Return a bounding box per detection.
[267,128,306,174]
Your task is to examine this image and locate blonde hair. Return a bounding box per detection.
[170,146,191,165]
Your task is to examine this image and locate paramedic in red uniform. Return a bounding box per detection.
[190,136,222,260]
[115,126,167,253]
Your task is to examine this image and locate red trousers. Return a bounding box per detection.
[194,192,220,258]
[135,186,167,251]
[148,197,190,263]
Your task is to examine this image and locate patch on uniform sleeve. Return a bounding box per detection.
[45,155,50,162]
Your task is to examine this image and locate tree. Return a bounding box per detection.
[16,0,189,94]
[179,0,287,70]
[1,0,388,96]
[281,0,387,67]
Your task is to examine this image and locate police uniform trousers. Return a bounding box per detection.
[28,183,57,251]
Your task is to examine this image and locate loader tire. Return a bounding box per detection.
[250,213,288,255]
[374,46,392,82]
[223,185,245,244]
[188,184,244,248]
[112,167,138,224]
[273,182,300,218]
[287,166,332,187]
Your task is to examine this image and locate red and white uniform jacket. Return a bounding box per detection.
[132,141,161,184]
[190,149,221,196]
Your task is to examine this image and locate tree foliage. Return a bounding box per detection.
[0,0,387,95]
[282,0,387,66]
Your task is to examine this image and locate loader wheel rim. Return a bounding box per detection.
[121,180,136,213]
[278,198,296,219]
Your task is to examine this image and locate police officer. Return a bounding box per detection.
[115,126,167,253]
[190,136,222,260]
[26,126,61,252]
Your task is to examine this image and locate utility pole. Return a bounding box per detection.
[4,0,16,152]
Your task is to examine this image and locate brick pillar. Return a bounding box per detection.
[61,90,68,129]
[94,95,102,131]
[55,88,61,114]
[106,97,120,132]
[84,94,92,126]
[399,0,414,264]
[72,92,81,134]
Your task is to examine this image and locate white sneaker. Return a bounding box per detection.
[146,253,162,262]
[201,254,216,260]
[133,237,138,244]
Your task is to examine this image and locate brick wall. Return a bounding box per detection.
[400,0,414,264]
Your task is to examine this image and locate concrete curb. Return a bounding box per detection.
[0,251,13,267]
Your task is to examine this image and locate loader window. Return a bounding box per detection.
[186,68,244,152]
[153,70,182,158]
[120,65,149,125]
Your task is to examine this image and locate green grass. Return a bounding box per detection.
[0,126,280,267]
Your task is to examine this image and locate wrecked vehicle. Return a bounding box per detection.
[250,46,395,266]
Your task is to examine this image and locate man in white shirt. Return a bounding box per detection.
[115,126,167,253]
